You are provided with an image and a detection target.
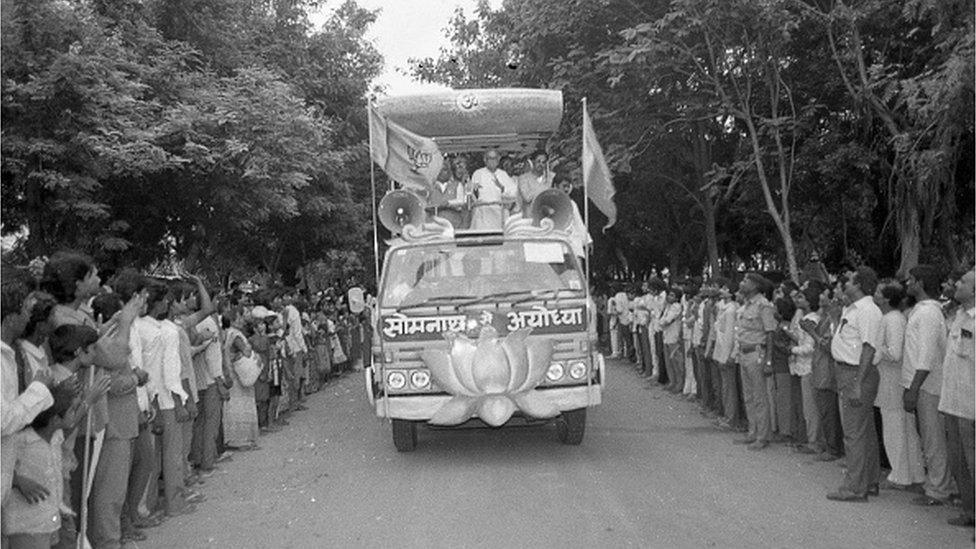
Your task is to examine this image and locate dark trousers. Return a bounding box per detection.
[256,400,270,429]
[616,324,631,360]
[719,363,740,425]
[155,409,187,514]
[655,333,667,384]
[122,426,156,526]
[836,366,880,495]
[192,385,221,471]
[68,434,96,539]
[637,327,652,375]
[790,374,806,442]
[698,351,713,409]
[709,358,723,415]
[664,343,682,392]
[89,437,133,549]
[945,413,975,518]
[815,388,844,457]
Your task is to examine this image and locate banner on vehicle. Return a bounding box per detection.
[381,306,586,341]
[368,104,444,192]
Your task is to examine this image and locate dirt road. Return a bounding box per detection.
[136,359,971,548]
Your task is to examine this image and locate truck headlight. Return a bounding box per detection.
[410,370,430,389]
[546,363,564,381]
[387,371,406,390]
[569,361,587,379]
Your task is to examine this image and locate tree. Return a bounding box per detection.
[806,0,975,275]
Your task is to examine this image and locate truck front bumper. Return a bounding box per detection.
[374,384,602,420]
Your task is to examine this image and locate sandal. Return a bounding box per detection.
[121,528,148,542]
[912,495,947,506]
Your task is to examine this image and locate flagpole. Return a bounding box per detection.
[581,97,591,290]
[582,97,592,409]
[367,102,388,421]
[368,104,381,298]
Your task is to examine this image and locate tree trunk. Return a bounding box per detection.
[702,197,720,277]
[691,125,721,277]
[897,209,921,278]
[742,116,801,284]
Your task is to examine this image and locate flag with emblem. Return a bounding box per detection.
[582,103,617,230]
[369,104,444,192]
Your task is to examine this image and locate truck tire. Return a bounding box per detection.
[392,419,417,452]
[556,408,586,445]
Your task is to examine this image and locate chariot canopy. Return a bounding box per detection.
[374,88,563,154]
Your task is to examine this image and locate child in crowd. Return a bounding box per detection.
[47,324,112,547]
[268,315,289,421]
[17,293,57,377]
[3,381,78,549]
[248,319,276,433]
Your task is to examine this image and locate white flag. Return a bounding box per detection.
[582,104,617,230]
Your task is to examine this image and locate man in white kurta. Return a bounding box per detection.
[902,265,953,504]
[469,150,517,231]
[940,269,975,526]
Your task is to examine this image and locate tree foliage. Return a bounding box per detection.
[2,0,382,286]
[410,0,974,280]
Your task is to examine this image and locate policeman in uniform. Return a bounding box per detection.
[733,273,777,450]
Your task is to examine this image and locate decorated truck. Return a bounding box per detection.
[365,88,604,451]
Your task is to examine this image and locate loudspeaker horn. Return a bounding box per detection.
[379,190,426,233]
[528,188,574,230]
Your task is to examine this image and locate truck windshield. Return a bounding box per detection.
[381,240,584,308]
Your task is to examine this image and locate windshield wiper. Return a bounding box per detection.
[456,289,541,307]
[510,288,581,306]
[396,294,477,311]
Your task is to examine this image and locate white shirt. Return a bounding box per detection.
[130,316,161,405]
[18,340,50,377]
[1,342,53,438]
[790,311,819,376]
[470,167,516,203]
[196,316,224,381]
[660,302,682,345]
[938,306,974,419]
[711,300,738,363]
[901,299,947,395]
[633,294,651,326]
[876,309,907,366]
[1,341,54,503]
[159,320,189,409]
[874,309,907,409]
[284,305,308,354]
[2,428,64,535]
[131,316,188,410]
[614,292,631,326]
[648,293,665,332]
[830,296,882,366]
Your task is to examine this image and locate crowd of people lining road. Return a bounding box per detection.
[3,246,973,547]
[594,262,974,528]
[1,251,371,548]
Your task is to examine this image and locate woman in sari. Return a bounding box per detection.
[222,308,259,450]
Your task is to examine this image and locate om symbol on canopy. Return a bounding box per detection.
[456,92,479,110]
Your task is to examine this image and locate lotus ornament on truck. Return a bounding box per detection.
[420,326,557,426]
